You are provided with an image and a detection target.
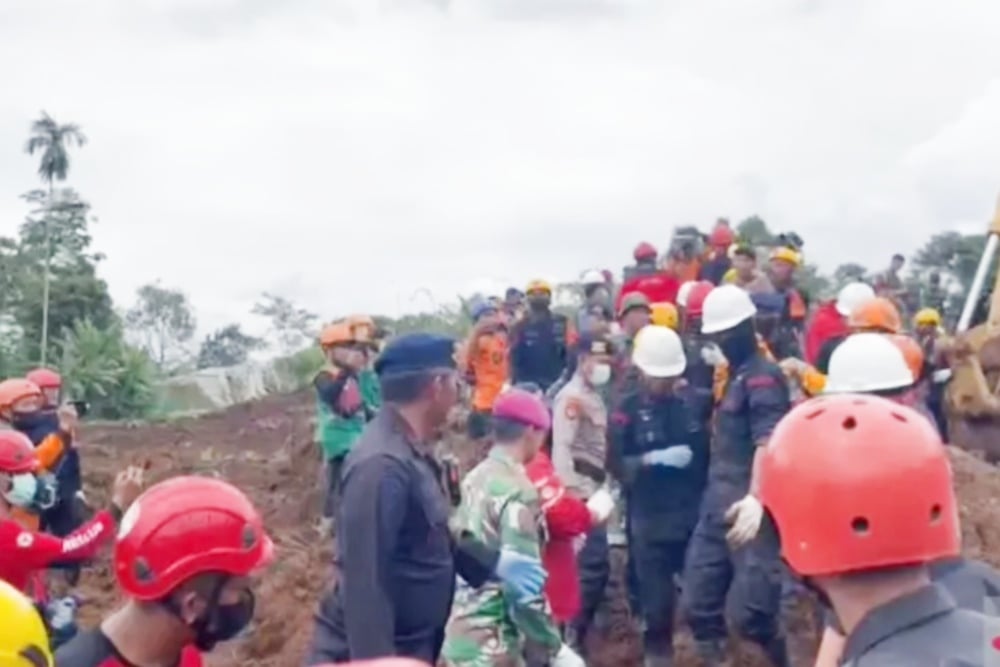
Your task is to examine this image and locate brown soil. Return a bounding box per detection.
[71,392,1000,667]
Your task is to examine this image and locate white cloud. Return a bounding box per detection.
[2,0,1000,336]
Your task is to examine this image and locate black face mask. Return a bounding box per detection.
[12,411,48,431]
[715,320,758,368]
[528,298,550,312]
[188,590,256,652]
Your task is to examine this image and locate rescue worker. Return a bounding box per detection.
[618,249,679,314]
[503,288,525,324]
[675,280,696,322]
[550,333,615,655]
[698,224,735,286]
[442,389,584,667]
[677,281,716,415]
[766,247,806,360]
[921,271,948,320]
[608,325,709,666]
[346,315,383,414]
[759,394,994,665]
[624,242,659,282]
[307,333,546,664]
[649,302,678,330]
[314,320,374,530]
[728,245,774,294]
[682,285,791,667]
[510,281,575,391]
[2,578,53,667]
[874,252,910,314]
[806,281,874,371]
[55,476,273,667]
[913,307,949,439]
[0,429,143,594]
[617,293,653,344]
[462,302,509,441]
[664,227,705,284]
[847,296,902,335]
[578,270,612,332]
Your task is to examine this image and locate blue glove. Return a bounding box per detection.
[495,548,546,602]
[641,445,693,468]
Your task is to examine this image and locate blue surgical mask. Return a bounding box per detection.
[5,473,38,507]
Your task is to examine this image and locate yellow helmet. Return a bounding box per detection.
[525,279,553,295]
[649,302,679,330]
[770,246,802,267]
[914,307,942,328]
[722,267,738,284]
[0,579,52,666]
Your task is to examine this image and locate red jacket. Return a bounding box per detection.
[804,301,849,366]
[0,509,116,593]
[616,272,680,312]
[525,451,593,622]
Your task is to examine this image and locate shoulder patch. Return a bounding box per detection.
[16,532,33,548]
[564,400,580,420]
[746,374,779,389]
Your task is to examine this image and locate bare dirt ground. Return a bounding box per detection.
[71,391,1000,667]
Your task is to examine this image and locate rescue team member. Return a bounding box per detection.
[682,285,791,667]
[503,288,525,325]
[523,391,613,631]
[442,389,584,667]
[726,245,774,294]
[675,280,696,321]
[461,302,508,441]
[913,307,950,439]
[766,247,806,360]
[625,242,659,282]
[760,395,994,665]
[314,320,375,529]
[806,281,874,372]
[577,269,612,332]
[698,224,735,286]
[510,280,576,391]
[346,315,383,414]
[678,281,716,416]
[847,295,901,334]
[307,334,546,664]
[0,430,143,592]
[55,477,273,667]
[608,326,708,667]
[2,578,53,667]
[649,302,678,330]
[550,333,614,655]
[617,244,679,313]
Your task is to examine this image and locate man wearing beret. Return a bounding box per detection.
[306,333,547,666]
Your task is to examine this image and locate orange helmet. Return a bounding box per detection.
[889,334,925,383]
[345,314,376,344]
[0,379,43,413]
[319,322,357,349]
[26,368,61,390]
[114,476,273,600]
[0,431,39,474]
[760,394,957,576]
[848,297,902,334]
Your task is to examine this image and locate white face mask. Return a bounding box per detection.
[701,343,727,367]
[588,363,612,386]
[4,473,38,507]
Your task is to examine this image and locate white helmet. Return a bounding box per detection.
[580,269,605,286]
[677,281,696,308]
[632,325,686,378]
[824,333,913,393]
[701,285,757,335]
[835,282,875,317]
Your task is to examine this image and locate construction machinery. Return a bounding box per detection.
[946,197,1000,461]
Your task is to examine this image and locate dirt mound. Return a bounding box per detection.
[70,396,1000,667]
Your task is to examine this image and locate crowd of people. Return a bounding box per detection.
[1,218,995,666]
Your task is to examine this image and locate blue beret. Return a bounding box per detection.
[374,333,458,378]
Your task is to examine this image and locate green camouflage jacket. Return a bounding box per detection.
[441,447,562,667]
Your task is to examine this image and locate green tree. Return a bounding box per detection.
[196,324,265,368]
[251,292,318,354]
[125,282,197,369]
[833,262,870,288]
[24,112,87,364]
[736,215,775,246]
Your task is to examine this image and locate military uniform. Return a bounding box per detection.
[683,353,790,665]
[551,373,609,649]
[442,448,562,667]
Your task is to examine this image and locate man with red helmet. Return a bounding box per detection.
[677,281,716,419]
[55,476,273,667]
[760,395,994,666]
[617,244,680,314]
[0,430,143,593]
[698,222,735,286]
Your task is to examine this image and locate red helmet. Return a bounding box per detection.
[26,368,61,390]
[114,476,274,600]
[0,379,42,413]
[684,281,715,318]
[760,394,957,577]
[633,242,657,261]
[0,431,39,474]
[709,225,734,247]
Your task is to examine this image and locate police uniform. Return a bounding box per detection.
[305,334,499,665]
[683,353,790,665]
[608,384,709,663]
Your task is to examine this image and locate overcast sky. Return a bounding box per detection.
[2,0,1000,334]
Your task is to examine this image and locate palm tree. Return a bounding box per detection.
[24,112,87,365]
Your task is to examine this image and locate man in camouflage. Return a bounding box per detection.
[442,389,583,667]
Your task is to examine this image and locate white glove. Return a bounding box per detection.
[725,495,764,547]
[571,535,586,554]
[932,368,952,384]
[701,343,726,367]
[586,488,614,524]
[552,643,585,667]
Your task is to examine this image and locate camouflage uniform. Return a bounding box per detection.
[442,448,562,667]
